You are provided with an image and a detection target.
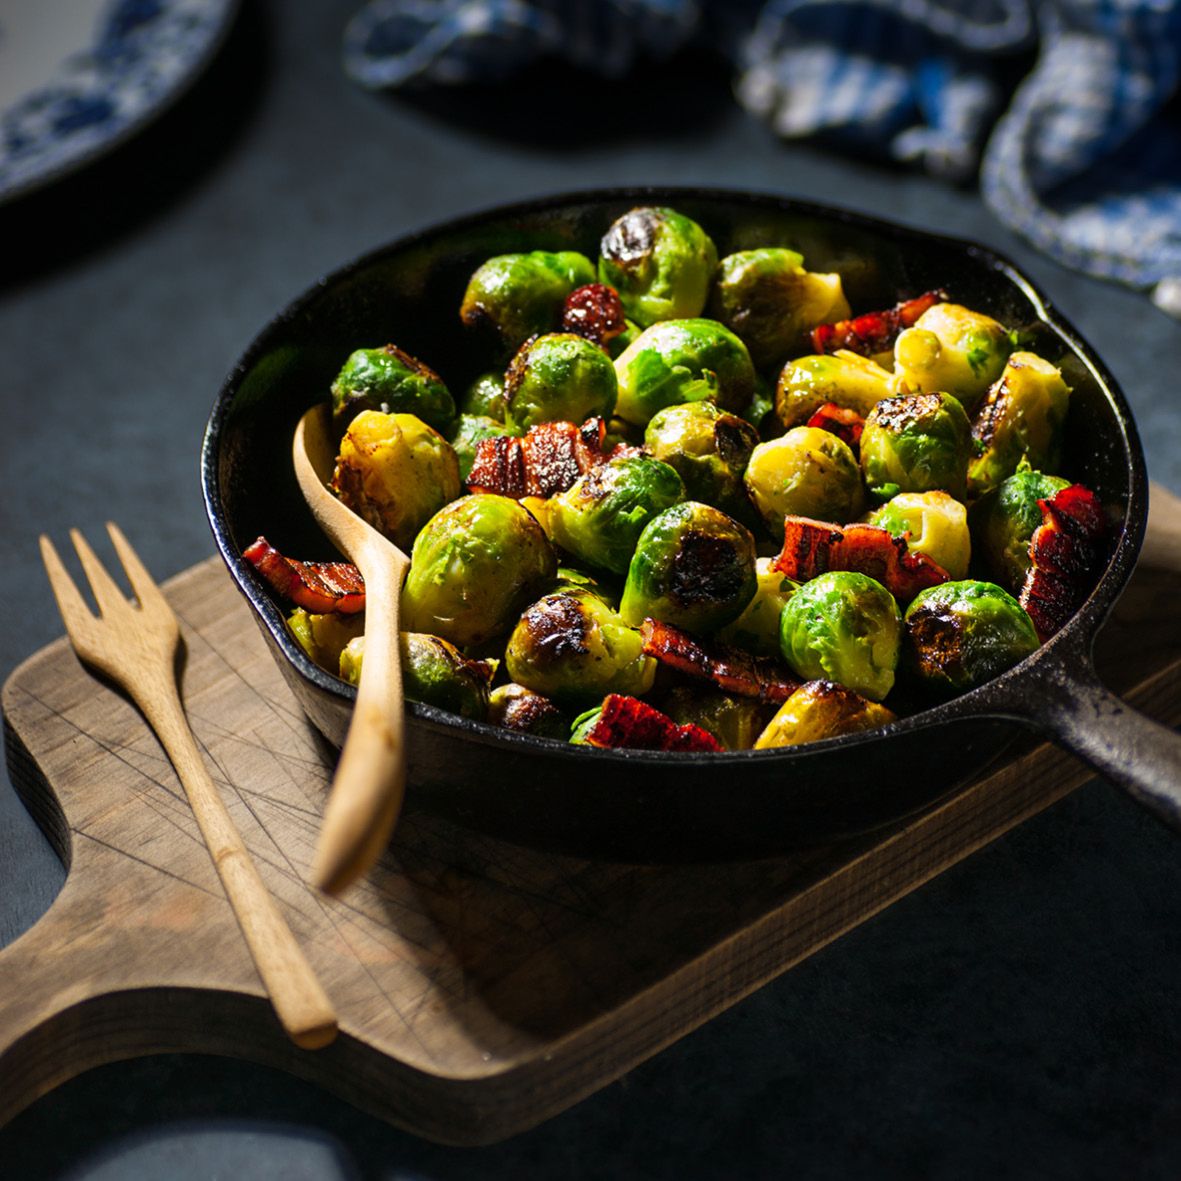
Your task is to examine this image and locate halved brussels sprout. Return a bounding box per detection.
[598,206,718,327]
[331,410,460,551]
[503,332,618,433]
[774,351,894,429]
[457,371,507,421]
[859,391,972,502]
[778,571,902,701]
[448,413,514,482]
[505,588,655,704]
[904,580,1039,693]
[744,426,865,535]
[716,556,798,656]
[488,682,568,740]
[613,319,756,426]
[331,344,456,433]
[547,455,685,575]
[401,494,557,647]
[976,467,1071,591]
[286,607,365,674]
[753,679,896,748]
[868,490,971,580]
[620,501,758,633]
[661,685,776,750]
[709,248,851,369]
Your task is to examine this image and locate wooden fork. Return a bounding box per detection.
[39,524,338,1050]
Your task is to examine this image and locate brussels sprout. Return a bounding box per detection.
[620,501,758,633]
[331,344,456,434]
[286,607,365,674]
[457,371,507,421]
[448,413,514,482]
[506,588,655,703]
[459,250,596,350]
[401,494,557,647]
[613,319,756,426]
[859,391,972,502]
[868,490,971,580]
[774,351,894,429]
[892,303,1011,412]
[778,571,902,701]
[331,410,461,551]
[488,682,569,740]
[503,332,619,433]
[708,248,851,369]
[339,632,493,720]
[549,564,619,607]
[548,455,685,575]
[967,352,1071,499]
[644,400,760,526]
[661,685,775,750]
[753,680,897,749]
[716,556,798,655]
[904,580,1039,693]
[977,468,1071,591]
[598,206,718,327]
[744,426,865,535]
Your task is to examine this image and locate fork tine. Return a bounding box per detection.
[69,527,129,618]
[106,521,168,613]
[39,534,96,636]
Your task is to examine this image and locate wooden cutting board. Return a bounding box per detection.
[3,485,1181,1145]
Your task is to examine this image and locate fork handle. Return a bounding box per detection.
[134,676,338,1050]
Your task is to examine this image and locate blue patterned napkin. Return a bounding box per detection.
[343,0,1181,316]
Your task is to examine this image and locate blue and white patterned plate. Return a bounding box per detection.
[0,0,239,205]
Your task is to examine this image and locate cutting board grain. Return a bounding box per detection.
[3,485,1181,1145]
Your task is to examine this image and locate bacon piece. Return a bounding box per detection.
[811,289,947,357]
[581,693,722,752]
[1019,484,1108,640]
[805,402,865,451]
[243,537,365,614]
[772,517,950,603]
[560,283,626,345]
[641,619,801,704]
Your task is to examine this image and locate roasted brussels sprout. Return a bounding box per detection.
[744,426,865,535]
[709,248,851,369]
[503,332,618,433]
[547,455,685,575]
[331,344,456,434]
[967,352,1071,499]
[661,685,775,750]
[506,588,655,703]
[644,400,760,526]
[753,679,897,748]
[401,494,557,647]
[774,351,894,429]
[778,571,902,701]
[903,580,1039,693]
[868,490,971,580]
[448,413,514,482]
[457,371,507,421]
[460,250,596,350]
[892,302,1011,412]
[620,501,758,633]
[488,682,568,739]
[331,410,460,551]
[286,607,365,674]
[613,319,757,426]
[976,468,1071,591]
[598,206,718,327]
[716,556,798,655]
[859,391,972,502]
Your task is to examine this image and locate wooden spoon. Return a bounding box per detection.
[293,404,410,895]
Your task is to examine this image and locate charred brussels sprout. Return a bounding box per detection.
[744,426,865,535]
[644,400,759,525]
[775,352,894,429]
[904,580,1039,693]
[977,468,1071,591]
[448,413,513,482]
[401,494,557,647]
[620,502,758,633]
[893,303,1011,412]
[459,251,595,350]
[506,589,655,704]
[716,556,798,656]
[331,345,455,433]
[503,332,618,433]
[859,391,972,502]
[754,680,896,748]
[598,206,718,327]
[457,371,507,421]
[661,685,775,750]
[709,248,851,369]
[778,571,902,701]
[331,411,460,551]
[967,352,1071,499]
[488,683,568,740]
[613,319,756,426]
[548,455,685,575]
[868,490,971,580]
[286,608,364,675]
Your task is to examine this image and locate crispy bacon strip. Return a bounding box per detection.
[243,537,365,614]
[581,693,722,752]
[641,619,801,704]
[772,517,950,603]
[805,402,865,451]
[811,289,947,357]
[561,283,626,345]
[1019,484,1108,640]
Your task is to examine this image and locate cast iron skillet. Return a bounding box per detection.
[201,186,1181,862]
